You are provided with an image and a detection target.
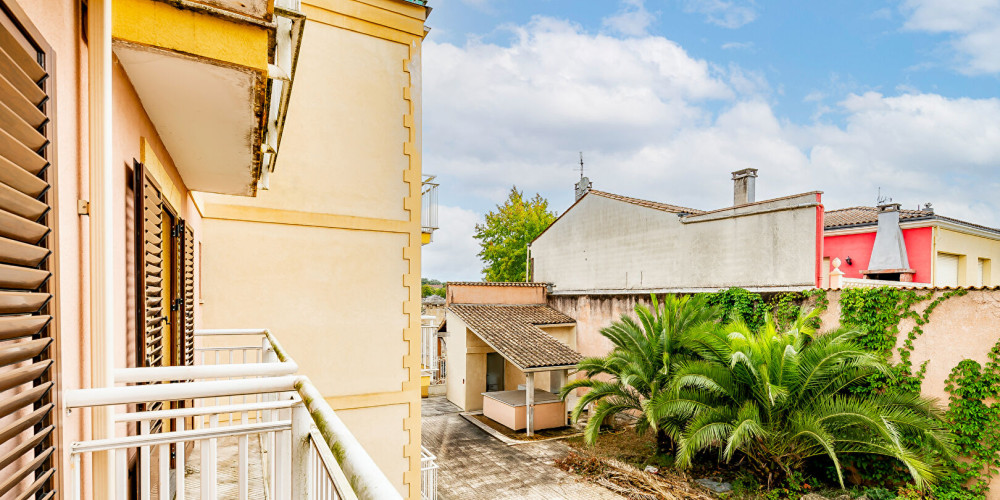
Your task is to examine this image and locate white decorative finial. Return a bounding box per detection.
[832,257,841,271]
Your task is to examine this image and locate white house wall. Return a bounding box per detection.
[531,192,821,292]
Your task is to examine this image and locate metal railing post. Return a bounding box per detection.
[291,402,312,499]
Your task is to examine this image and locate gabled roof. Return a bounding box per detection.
[448,304,581,370]
[588,190,704,215]
[825,206,1000,235]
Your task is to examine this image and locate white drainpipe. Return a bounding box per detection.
[87,0,116,494]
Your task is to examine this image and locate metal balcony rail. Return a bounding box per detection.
[63,328,402,500]
[420,447,438,500]
[421,175,439,233]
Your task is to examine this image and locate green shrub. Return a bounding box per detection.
[662,313,954,489]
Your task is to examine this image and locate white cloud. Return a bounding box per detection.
[422,205,483,281]
[901,0,1000,74]
[721,41,754,51]
[682,0,759,28]
[421,17,1000,280]
[603,0,656,37]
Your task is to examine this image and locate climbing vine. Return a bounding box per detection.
[706,287,829,333]
[933,340,1000,499]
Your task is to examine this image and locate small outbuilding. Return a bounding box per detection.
[444,282,582,435]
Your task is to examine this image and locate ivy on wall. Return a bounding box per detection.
[934,342,1000,499]
[705,286,992,495]
[706,287,828,332]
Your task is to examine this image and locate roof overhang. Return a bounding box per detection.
[112,0,304,196]
[825,218,1000,240]
[464,325,576,373]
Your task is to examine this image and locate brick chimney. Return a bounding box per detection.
[732,168,758,205]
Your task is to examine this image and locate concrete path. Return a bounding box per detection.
[421,396,621,500]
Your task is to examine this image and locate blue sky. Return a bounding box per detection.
[421,0,1000,281]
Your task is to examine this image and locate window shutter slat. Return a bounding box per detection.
[182,223,195,365]
[0,27,45,82]
[0,237,49,267]
[0,126,48,175]
[0,155,47,197]
[0,100,46,151]
[0,45,45,105]
[0,315,50,341]
[0,446,53,497]
[0,180,48,220]
[0,72,45,127]
[0,35,55,482]
[0,208,48,243]
[135,162,165,369]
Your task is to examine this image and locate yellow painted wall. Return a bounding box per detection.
[112,0,270,70]
[934,226,1000,286]
[197,0,428,497]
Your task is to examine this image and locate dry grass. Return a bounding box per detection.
[555,452,715,500]
[565,427,661,468]
[559,428,716,499]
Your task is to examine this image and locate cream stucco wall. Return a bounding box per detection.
[934,226,1000,286]
[195,1,429,497]
[530,192,821,292]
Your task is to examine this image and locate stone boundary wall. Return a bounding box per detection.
[819,289,1000,402]
[550,289,1000,404]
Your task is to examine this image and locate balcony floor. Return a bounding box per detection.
[184,436,268,499]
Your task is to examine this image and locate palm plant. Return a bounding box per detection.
[559,294,721,454]
[661,311,954,489]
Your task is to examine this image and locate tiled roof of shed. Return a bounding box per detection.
[448,304,582,370]
[589,190,704,215]
[447,282,547,287]
[825,206,1000,234]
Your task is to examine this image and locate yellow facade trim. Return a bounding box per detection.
[140,138,186,210]
[400,38,422,500]
[305,0,425,36]
[303,3,423,46]
[200,203,412,233]
[113,0,269,70]
[323,389,419,411]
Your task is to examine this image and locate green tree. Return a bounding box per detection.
[663,312,954,489]
[474,186,556,282]
[560,294,722,454]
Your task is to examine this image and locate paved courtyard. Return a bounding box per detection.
[421,396,621,500]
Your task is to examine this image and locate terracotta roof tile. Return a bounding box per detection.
[588,190,704,215]
[448,304,581,370]
[446,282,547,287]
[824,206,932,228]
[825,206,1000,234]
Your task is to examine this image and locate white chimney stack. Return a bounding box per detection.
[732,168,758,205]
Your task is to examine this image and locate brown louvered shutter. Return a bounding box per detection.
[134,161,164,368]
[180,222,195,366]
[0,5,56,499]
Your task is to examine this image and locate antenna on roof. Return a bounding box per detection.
[574,152,592,201]
[876,187,891,205]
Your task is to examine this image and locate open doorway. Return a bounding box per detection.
[486,353,504,392]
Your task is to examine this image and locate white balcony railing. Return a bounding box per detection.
[420,315,440,383]
[421,175,439,234]
[64,328,402,500]
[420,446,438,500]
